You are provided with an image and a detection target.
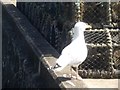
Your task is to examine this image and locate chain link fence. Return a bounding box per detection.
[17,2,120,78]
[83,2,120,28]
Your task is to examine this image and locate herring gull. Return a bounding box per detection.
[52,21,91,79]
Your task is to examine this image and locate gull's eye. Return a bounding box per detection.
[72,28,74,34]
[69,28,74,36]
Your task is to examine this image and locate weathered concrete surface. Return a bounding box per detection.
[1,0,16,6]
[44,56,119,89]
[83,79,118,88]
[2,1,119,89]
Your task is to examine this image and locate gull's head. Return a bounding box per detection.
[74,21,91,31]
[69,21,91,40]
[70,21,91,40]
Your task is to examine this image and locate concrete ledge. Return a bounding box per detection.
[2,2,119,89]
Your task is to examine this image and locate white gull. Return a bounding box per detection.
[52,21,91,79]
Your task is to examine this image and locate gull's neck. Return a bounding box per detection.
[72,29,85,42]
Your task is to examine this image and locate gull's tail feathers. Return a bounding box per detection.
[52,54,71,71]
[52,63,65,71]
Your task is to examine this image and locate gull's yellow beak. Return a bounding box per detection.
[86,24,92,29]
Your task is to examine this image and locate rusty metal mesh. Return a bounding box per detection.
[81,2,120,28]
[78,30,120,78]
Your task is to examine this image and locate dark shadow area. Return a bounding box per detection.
[4,3,60,59]
[2,4,46,88]
[55,77,72,87]
[56,77,71,82]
